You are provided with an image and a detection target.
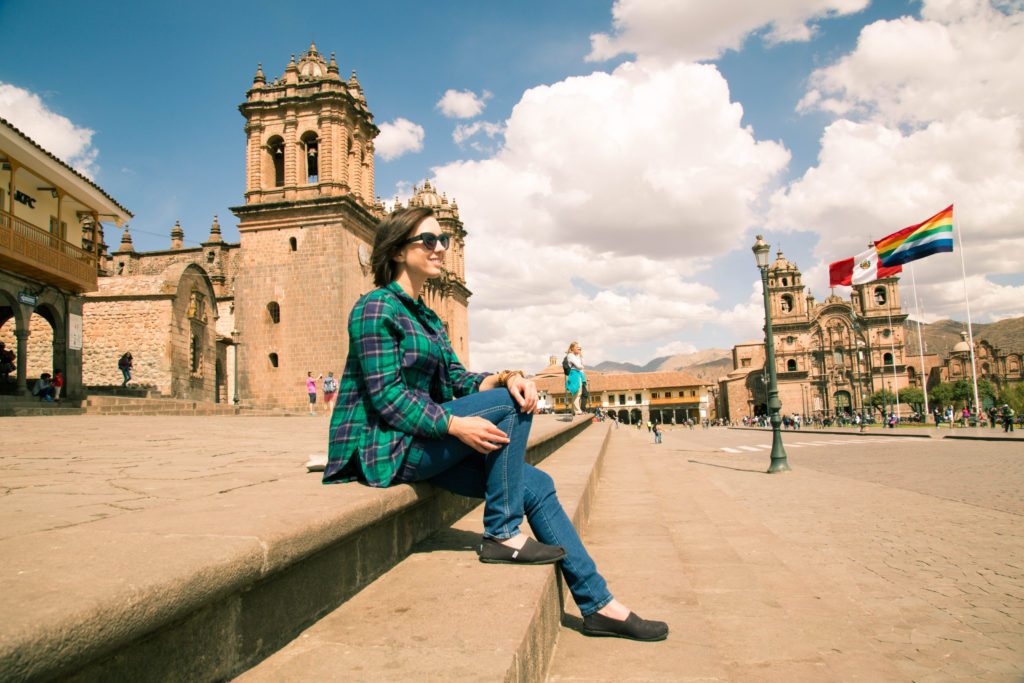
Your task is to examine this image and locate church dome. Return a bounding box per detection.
[296,42,328,80]
[952,331,971,353]
[409,180,444,208]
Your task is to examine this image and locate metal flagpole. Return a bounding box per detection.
[954,205,982,413]
[909,264,929,416]
[886,304,900,420]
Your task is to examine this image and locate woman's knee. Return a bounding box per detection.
[523,466,557,506]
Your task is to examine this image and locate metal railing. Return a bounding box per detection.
[0,208,97,290]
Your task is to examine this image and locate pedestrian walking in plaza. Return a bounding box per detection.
[323,207,667,642]
[653,422,662,445]
[1001,404,1015,433]
[564,342,586,415]
[306,372,321,415]
[118,352,133,386]
[323,371,338,415]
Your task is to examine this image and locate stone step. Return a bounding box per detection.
[0,415,594,682]
[236,422,612,682]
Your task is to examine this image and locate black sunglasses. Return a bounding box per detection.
[404,232,450,250]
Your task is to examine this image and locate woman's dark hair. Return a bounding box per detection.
[371,206,435,287]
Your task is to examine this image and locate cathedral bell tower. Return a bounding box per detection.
[238,43,381,208]
[229,44,387,410]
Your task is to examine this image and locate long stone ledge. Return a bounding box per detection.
[0,416,593,682]
[236,422,614,682]
[729,425,1021,441]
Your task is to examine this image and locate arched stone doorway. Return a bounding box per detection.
[616,409,629,424]
[833,390,852,415]
[630,408,642,424]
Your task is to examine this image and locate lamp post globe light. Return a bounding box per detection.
[752,235,791,474]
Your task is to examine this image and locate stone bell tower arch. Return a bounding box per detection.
[230,43,386,409]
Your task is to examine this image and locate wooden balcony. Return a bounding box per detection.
[0,208,97,293]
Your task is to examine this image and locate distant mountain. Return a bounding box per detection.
[592,348,732,381]
[904,316,1024,356]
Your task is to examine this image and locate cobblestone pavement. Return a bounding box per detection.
[549,426,1023,682]
[0,414,570,541]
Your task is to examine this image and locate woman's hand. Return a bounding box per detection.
[448,416,510,454]
[507,376,538,413]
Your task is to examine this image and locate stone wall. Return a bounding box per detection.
[83,298,173,391]
[234,219,374,409]
[0,313,54,379]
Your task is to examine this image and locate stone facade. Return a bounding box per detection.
[1,117,131,399]
[83,262,220,400]
[79,44,471,410]
[718,251,911,420]
[933,332,1023,393]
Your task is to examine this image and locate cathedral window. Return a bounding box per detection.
[267,301,280,324]
[780,294,793,313]
[207,251,215,264]
[781,277,788,286]
[301,131,319,183]
[787,359,797,371]
[834,347,845,367]
[289,237,297,252]
[267,136,285,187]
[874,286,887,305]
[269,352,279,368]
[883,352,893,365]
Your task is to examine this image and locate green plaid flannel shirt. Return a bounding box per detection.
[324,282,489,487]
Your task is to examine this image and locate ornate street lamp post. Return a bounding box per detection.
[753,235,791,473]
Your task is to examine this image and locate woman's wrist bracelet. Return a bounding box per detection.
[495,369,525,387]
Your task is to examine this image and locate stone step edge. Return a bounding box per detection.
[0,417,594,682]
[235,423,614,683]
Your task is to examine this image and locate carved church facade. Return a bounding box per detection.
[81,44,472,409]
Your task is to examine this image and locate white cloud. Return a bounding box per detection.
[375,118,425,161]
[0,82,99,178]
[423,59,788,370]
[773,0,1024,324]
[452,121,504,147]
[437,61,789,260]
[799,1,1024,125]
[587,0,869,63]
[653,340,699,357]
[436,89,491,119]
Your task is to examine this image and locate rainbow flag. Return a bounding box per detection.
[875,204,955,267]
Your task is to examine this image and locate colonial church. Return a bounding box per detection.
[81,44,471,409]
[718,250,911,420]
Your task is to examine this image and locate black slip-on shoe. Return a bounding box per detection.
[582,611,669,642]
[478,536,566,565]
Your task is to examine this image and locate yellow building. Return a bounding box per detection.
[0,117,131,399]
[531,357,715,424]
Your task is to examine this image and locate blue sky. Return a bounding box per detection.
[2,0,1022,372]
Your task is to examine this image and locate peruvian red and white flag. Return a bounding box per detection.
[829,246,902,287]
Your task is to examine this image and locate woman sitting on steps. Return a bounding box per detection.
[323,206,667,642]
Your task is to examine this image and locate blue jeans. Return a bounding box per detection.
[397,389,613,616]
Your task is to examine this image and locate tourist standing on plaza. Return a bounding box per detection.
[51,369,63,402]
[324,207,667,641]
[118,352,133,386]
[653,422,662,444]
[323,371,338,415]
[564,342,586,415]
[306,372,321,416]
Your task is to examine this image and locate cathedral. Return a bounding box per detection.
[718,250,911,420]
[80,44,472,409]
